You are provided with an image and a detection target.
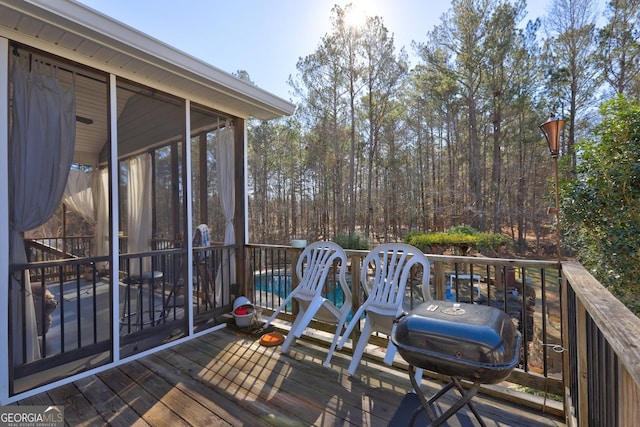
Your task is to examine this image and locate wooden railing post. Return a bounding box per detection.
[238,244,250,302]
[290,247,302,315]
[560,270,572,424]
[434,261,446,300]
[350,253,363,337]
[576,298,589,427]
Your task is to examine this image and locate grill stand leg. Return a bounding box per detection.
[408,365,438,424]
[408,365,487,427]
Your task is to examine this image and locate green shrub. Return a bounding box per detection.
[404,228,508,254]
[563,96,640,315]
[476,232,509,250]
[403,230,423,243]
[446,224,478,235]
[331,232,371,250]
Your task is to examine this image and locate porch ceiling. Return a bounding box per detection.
[0,1,295,164]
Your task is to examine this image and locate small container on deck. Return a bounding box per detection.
[233,296,255,329]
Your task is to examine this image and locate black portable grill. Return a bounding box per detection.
[391,301,521,427]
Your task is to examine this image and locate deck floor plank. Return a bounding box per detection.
[46,382,105,427]
[142,350,284,426]
[11,327,565,427]
[192,332,401,425]
[65,375,148,427]
[170,338,345,425]
[14,390,54,406]
[116,360,232,427]
[96,365,191,427]
[174,333,364,426]
[73,375,150,427]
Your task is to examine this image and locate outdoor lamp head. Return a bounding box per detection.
[539,114,565,158]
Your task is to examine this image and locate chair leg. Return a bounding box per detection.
[323,317,347,368]
[384,340,398,366]
[280,325,298,353]
[281,299,319,352]
[347,320,373,375]
[337,307,364,350]
[280,308,306,352]
[292,299,323,339]
[264,294,294,327]
[384,322,401,366]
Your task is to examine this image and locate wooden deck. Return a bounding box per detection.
[13,327,566,426]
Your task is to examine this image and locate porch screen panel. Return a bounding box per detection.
[115,82,185,252]
[189,105,235,309]
[115,79,187,355]
[189,105,229,240]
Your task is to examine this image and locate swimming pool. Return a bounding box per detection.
[253,273,349,313]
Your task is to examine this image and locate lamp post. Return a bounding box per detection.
[539,114,565,263]
[540,115,570,399]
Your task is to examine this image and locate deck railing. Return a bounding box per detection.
[562,262,640,426]
[246,244,640,424]
[248,245,563,398]
[26,236,94,260]
[9,241,640,425]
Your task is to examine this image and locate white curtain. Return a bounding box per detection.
[93,168,109,267]
[215,123,235,304]
[63,168,110,267]
[127,154,152,273]
[9,56,76,362]
[63,169,95,224]
[62,169,111,265]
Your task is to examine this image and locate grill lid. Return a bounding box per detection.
[392,301,521,383]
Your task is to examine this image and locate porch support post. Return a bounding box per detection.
[184,100,194,335]
[109,73,121,360]
[0,36,10,404]
[198,132,208,224]
[235,118,249,301]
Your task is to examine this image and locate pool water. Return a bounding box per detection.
[254,274,349,314]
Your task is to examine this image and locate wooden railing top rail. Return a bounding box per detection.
[247,243,291,249]
[562,261,640,387]
[9,255,110,271]
[259,244,560,267]
[391,252,559,270]
[25,239,76,258]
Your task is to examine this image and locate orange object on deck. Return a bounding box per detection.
[259,332,284,347]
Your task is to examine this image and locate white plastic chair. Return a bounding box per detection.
[332,243,431,376]
[264,241,352,358]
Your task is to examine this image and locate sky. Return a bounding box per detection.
[75,0,607,102]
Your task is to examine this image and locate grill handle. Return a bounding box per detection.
[393,311,408,324]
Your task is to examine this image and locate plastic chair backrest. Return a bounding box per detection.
[296,241,348,297]
[360,243,431,310]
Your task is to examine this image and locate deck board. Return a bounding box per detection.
[138,354,273,426]
[97,365,191,427]
[46,383,104,426]
[75,375,151,427]
[11,327,565,427]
